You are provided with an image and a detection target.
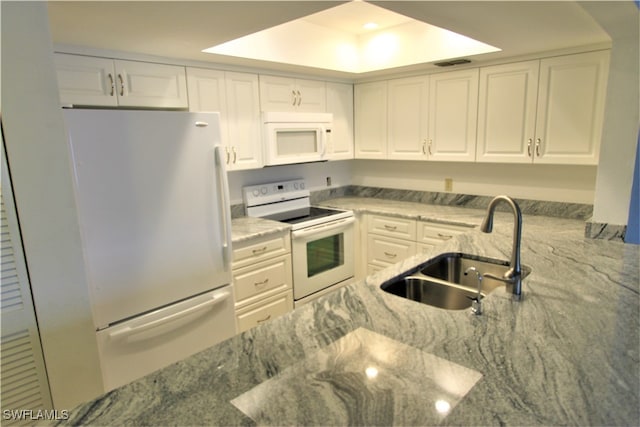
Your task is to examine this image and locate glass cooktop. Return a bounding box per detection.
[263,206,343,225]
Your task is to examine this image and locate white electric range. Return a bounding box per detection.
[244,180,355,306]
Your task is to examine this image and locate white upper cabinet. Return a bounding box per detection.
[54,53,188,109]
[428,68,479,162]
[476,60,540,163]
[325,82,354,160]
[259,75,326,112]
[533,51,609,165]
[354,81,388,159]
[357,69,479,162]
[225,72,263,170]
[477,50,609,164]
[387,76,429,160]
[187,68,262,170]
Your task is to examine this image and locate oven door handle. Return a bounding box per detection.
[291,216,355,239]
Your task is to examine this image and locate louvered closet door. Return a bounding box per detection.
[1,137,53,422]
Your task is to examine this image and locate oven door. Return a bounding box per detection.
[291,217,355,300]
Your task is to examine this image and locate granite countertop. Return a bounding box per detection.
[231,216,291,243]
[62,198,639,426]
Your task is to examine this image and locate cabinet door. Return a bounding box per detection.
[295,78,326,112]
[367,234,417,268]
[54,53,118,106]
[534,51,609,165]
[225,72,262,170]
[235,290,293,333]
[259,75,296,111]
[428,69,479,162]
[114,59,188,108]
[387,76,429,160]
[476,60,539,163]
[326,82,354,160]
[354,81,388,159]
[186,67,230,157]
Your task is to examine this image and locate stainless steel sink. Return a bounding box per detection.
[383,276,483,310]
[419,252,531,293]
[380,252,531,310]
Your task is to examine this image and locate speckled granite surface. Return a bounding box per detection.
[60,199,638,426]
[231,216,291,243]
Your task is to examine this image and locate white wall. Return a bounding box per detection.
[228,160,352,204]
[351,160,597,203]
[582,1,639,224]
[1,1,104,409]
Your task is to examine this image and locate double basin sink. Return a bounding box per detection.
[381,252,531,310]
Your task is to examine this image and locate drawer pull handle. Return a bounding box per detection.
[384,225,397,231]
[252,246,268,255]
[384,252,397,258]
[437,233,453,240]
[257,315,271,323]
[254,278,269,287]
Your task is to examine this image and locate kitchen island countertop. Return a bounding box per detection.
[61,197,639,426]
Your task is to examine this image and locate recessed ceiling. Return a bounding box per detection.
[47,1,612,79]
[203,1,501,74]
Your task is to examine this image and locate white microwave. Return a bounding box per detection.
[262,112,332,166]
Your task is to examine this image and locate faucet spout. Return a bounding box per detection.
[481,195,523,298]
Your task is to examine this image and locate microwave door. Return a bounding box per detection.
[265,124,326,165]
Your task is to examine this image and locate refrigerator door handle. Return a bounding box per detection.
[214,144,233,269]
[108,290,231,341]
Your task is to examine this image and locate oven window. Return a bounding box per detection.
[307,233,344,277]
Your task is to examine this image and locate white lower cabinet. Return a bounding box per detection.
[232,232,293,333]
[236,292,294,333]
[416,221,474,251]
[365,213,475,274]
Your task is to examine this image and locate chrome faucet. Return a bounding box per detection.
[464,267,483,315]
[480,195,524,299]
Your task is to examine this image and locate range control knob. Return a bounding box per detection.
[252,189,260,197]
[300,182,305,189]
[293,183,299,190]
[260,186,268,195]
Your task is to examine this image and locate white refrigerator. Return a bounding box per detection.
[63,109,236,391]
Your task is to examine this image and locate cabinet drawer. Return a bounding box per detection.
[236,290,293,333]
[232,233,290,268]
[367,215,417,240]
[367,234,416,266]
[233,254,292,307]
[417,221,473,243]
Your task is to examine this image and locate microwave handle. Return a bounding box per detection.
[322,127,331,157]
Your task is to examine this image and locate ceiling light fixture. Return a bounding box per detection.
[363,22,379,30]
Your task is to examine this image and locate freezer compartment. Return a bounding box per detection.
[96,286,236,392]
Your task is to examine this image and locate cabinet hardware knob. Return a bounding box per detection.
[384,252,397,258]
[107,73,115,96]
[254,278,269,287]
[257,315,272,323]
[252,246,268,254]
[527,138,533,157]
[232,146,237,164]
[118,74,125,96]
[535,138,541,157]
[428,140,433,155]
[437,233,453,240]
